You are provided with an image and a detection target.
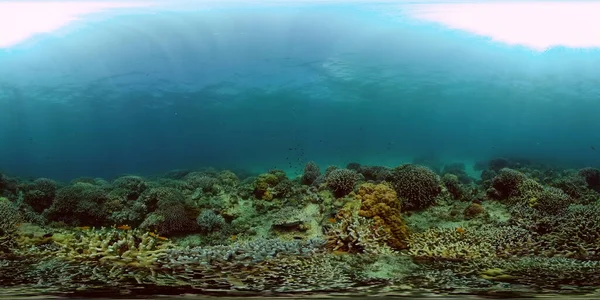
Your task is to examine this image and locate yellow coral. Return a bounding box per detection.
[355,183,408,250]
[254,173,280,200]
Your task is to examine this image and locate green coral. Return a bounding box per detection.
[0,197,21,252]
[253,171,287,200]
[45,183,108,226]
[112,175,147,200]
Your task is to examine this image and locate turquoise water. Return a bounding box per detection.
[2,1,600,180]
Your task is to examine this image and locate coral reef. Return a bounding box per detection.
[1,158,600,297]
[355,183,408,249]
[388,164,441,210]
[301,161,321,185]
[45,182,108,226]
[325,168,358,197]
[0,197,21,252]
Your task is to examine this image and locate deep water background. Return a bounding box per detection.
[2,1,600,181]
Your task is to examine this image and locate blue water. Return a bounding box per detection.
[1,1,600,181]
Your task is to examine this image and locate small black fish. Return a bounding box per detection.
[42,233,53,238]
[592,145,596,151]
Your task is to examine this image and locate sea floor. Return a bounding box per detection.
[1,250,600,299]
[2,160,600,299]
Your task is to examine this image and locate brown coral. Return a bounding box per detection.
[464,203,485,219]
[387,164,441,210]
[355,183,408,250]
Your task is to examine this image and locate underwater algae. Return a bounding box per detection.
[1,159,600,298]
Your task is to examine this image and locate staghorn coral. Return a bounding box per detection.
[387,164,441,211]
[355,183,408,250]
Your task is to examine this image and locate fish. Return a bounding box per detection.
[149,232,168,240]
[456,227,466,234]
[591,145,596,151]
[116,225,131,230]
[76,226,91,230]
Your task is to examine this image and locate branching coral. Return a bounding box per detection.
[407,227,496,260]
[442,173,467,200]
[217,170,239,188]
[486,257,600,287]
[527,186,571,214]
[112,176,147,200]
[0,197,21,252]
[387,164,441,210]
[197,209,225,233]
[23,178,57,213]
[407,225,537,261]
[139,186,198,236]
[355,183,408,249]
[578,167,600,191]
[52,228,174,280]
[184,173,221,196]
[536,204,600,260]
[358,165,391,182]
[326,168,358,198]
[324,213,393,255]
[490,168,529,199]
[301,161,321,185]
[551,175,597,205]
[491,169,576,214]
[45,182,108,226]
